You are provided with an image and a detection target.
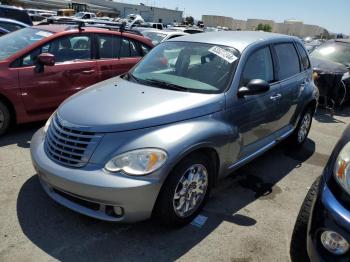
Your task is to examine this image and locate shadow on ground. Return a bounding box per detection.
[0,122,43,148]
[17,138,322,261]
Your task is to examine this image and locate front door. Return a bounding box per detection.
[229,46,281,159]
[17,34,98,118]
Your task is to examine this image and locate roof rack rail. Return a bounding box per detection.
[40,19,141,35]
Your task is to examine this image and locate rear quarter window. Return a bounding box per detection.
[296,42,311,70]
[274,43,301,80]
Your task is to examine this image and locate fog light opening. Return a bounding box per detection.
[105,205,124,218]
[321,230,349,255]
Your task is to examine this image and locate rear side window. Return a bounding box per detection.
[296,43,310,70]
[241,47,274,86]
[274,43,300,80]
[97,34,120,59]
[120,38,141,58]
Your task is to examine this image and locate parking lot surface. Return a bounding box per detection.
[0,108,349,262]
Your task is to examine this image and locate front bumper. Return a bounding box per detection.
[30,129,162,222]
[307,179,350,261]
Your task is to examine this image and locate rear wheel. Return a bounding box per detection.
[153,153,213,226]
[288,107,313,147]
[290,178,320,262]
[0,101,11,136]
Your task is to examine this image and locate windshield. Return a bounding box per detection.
[74,12,84,18]
[0,27,53,61]
[311,41,350,68]
[131,41,239,94]
[142,31,167,45]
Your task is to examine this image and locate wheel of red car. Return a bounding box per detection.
[289,107,313,147]
[0,101,11,136]
[290,177,320,262]
[153,153,213,226]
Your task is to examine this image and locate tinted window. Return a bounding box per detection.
[0,21,23,32]
[21,35,91,66]
[296,43,310,70]
[98,34,120,59]
[274,43,300,80]
[120,38,141,58]
[241,47,274,86]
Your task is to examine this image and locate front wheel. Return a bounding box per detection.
[288,108,313,147]
[153,153,213,226]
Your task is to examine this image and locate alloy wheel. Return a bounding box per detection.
[173,164,209,218]
[298,112,311,143]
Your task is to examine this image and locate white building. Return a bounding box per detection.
[17,0,183,24]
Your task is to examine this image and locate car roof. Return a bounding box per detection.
[142,29,187,35]
[0,5,25,11]
[0,17,29,27]
[168,31,295,52]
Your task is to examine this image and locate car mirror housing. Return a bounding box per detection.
[37,53,55,66]
[238,79,270,97]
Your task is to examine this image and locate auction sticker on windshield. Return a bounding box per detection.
[35,31,53,38]
[209,46,238,63]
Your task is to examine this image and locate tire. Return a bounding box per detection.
[0,101,11,136]
[290,177,320,262]
[153,153,214,226]
[288,107,313,147]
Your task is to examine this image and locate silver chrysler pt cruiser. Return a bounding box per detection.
[31,31,318,225]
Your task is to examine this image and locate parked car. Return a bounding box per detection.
[73,12,96,20]
[291,125,350,261]
[310,39,350,108]
[0,25,153,135]
[0,18,29,33]
[0,5,32,26]
[141,29,188,45]
[168,26,204,34]
[30,31,318,225]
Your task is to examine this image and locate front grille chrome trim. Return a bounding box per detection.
[44,115,102,168]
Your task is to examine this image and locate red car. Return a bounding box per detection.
[0,25,153,135]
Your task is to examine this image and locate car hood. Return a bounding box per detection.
[58,76,225,133]
[311,57,348,74]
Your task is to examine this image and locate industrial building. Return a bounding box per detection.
[15,0,183,24]
[202,15,328,37]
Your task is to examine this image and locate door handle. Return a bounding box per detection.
[270,94,282,100]
[81,70,95,75]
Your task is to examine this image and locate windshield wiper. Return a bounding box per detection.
[143,78,189,92]
[125,72,140,82]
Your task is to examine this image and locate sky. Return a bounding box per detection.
[120,0,349,34]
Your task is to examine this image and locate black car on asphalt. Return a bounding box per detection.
[291,125,350,261]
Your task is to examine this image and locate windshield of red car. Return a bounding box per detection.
[0,27,53,61]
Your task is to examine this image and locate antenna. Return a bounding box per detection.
[78,21,85,31]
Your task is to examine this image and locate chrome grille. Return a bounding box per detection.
[44,115,102,168]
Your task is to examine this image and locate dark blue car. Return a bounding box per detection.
[291,125,350,261]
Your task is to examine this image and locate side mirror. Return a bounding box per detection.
[37,53,55,66]
[35,53,55,73]
[238,79,270,97]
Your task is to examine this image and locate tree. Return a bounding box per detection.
[185,16,194,25]
[256,23,272,32]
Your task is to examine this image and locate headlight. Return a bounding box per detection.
[43,113,54,135]
[334,142,350,194]
[105,148,167,175]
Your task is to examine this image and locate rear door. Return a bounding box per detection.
[272,42,305,133]
[96,34,144,81]
[16,34,98,118]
